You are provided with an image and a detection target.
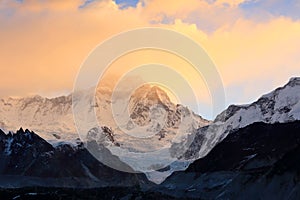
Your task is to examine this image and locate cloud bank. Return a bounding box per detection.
[0,0,299,117]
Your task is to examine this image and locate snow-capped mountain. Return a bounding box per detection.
[0,84,208,142]
[75,84,210,176]
[215,77,300,129]
[127,85,208,135]
[180,77,300,160]
[128,85,180,129]
[104,84,209,152]
[0,95,75,140]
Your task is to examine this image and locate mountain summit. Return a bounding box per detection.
[181,77,300,160]
[128,85,178,127]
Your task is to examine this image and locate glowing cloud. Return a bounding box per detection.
[0,0,299,117]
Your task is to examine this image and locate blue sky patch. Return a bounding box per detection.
[240,0,300,20]
[115,0,139,9]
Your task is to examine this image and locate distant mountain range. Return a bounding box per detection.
[0,77,300,199]
[0,84,209,160]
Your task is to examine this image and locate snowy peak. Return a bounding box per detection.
[215,77,300,124]
[126,84,210,134]
[183,77,300,161]
[262,77,300,98]
[128,85,177,127]
[286,77,300,87]
[146,85,172,105]
[131,85,171,102]
[129,85,173,111]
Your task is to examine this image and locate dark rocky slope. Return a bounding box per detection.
[158,121,300,199]
[0,128,150,188]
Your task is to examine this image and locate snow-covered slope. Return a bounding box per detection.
[0,95,75,140]
[0,84,209,151]
[181,77,300,160]
[215,77,300,130]
[0,85,120,141]
[104,85,210,152]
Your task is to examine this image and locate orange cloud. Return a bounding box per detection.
[0,0,299,112]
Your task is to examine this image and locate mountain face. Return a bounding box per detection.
[128,85,177,127]
[178,77,300,161]
[158,121,300,200]
[0,95,75,140]
[127,85,209,137]
[0,84,209,142]
[106,85,209,151]
[214,77,300,125]
[0,128,150,188]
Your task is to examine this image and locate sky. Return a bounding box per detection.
[0,0,300,119]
